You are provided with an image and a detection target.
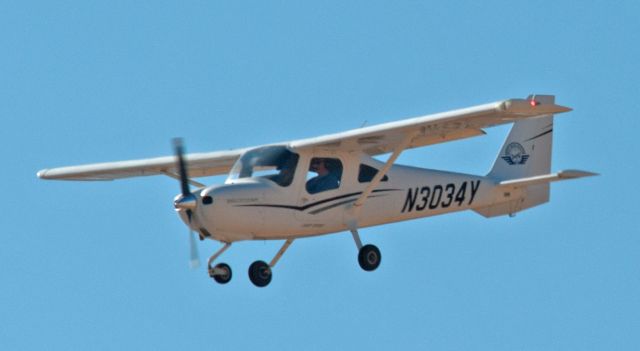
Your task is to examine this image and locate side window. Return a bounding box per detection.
[358,164,388,183]
[306,158,343,194]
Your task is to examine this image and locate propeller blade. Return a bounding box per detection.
[189,230,200,269]
[173,138,191,197]
[186,210,200,268]
[173,140,200,269]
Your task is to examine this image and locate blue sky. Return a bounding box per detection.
[2,1,639,350]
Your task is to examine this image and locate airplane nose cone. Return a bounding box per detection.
[174,193,197,210]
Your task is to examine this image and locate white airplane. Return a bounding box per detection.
[38,95,596,287]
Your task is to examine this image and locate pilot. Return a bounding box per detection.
[274,164,295,187]
[306,158,340,194]
[271,156,297,187]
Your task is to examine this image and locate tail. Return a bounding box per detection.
[475,95,595,217]
[487,95,555,181]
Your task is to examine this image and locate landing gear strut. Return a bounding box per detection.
[248,238,294,288]
[351,229,381,271]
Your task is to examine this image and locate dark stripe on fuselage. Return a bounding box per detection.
[236,189,401,213]
[308,194,388,215]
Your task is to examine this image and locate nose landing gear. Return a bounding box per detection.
[207,242,233,284]
[210,263,232,284]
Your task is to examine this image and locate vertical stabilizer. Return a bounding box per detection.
[487,95,555,181]
[477,95,557,217]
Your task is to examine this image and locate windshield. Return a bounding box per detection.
[227,146,299,187]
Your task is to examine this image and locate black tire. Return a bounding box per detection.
[212,263,232,284]
[358,244,381,271]
[248,260,272,287]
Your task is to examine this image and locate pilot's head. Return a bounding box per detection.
[310,158,329,174]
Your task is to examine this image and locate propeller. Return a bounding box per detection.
[173,138,200,269]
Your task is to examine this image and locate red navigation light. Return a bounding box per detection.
[530,99,539,107]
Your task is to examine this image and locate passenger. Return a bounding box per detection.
[306,158,340,194]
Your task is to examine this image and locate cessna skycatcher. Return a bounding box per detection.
[38,95,595,287]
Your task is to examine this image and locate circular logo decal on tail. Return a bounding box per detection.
[501,142,530,165]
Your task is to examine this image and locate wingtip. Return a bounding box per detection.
[501,98,573,116]
[37,169,49,179]
[554,104,573,113]
[558,169,599,179]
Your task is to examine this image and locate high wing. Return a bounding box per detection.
[37,95,571,182]
[289,95,571,155]
[37,148,249,181]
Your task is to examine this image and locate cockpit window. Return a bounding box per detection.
[306,157,343,194]
[358,164,389,183]
[227,146,299,187]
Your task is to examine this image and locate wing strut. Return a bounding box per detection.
[348,131,417,224]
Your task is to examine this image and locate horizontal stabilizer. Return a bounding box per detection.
[474,169,597,218]
[497,169,598,188]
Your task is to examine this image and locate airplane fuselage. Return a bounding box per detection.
[179,155,506,243]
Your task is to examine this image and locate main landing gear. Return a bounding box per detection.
[351,228,381,271]
[248,260,271,287]
[207,239,294,288]
[206,230,380,288]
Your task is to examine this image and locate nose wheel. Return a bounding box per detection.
[209,263,232,284]
[207,243,233,285]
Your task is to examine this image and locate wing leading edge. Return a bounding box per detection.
[37,148,248,181]
[37,95,571,182]
[290,95,571,155]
